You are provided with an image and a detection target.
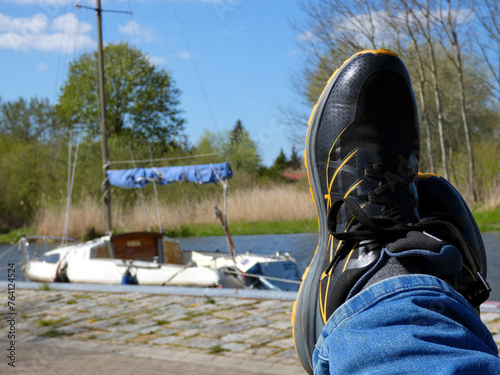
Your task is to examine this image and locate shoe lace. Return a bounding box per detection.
[362,157,417,218]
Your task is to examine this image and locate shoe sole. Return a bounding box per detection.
[292,49,399,374]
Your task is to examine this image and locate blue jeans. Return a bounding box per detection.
[313,275,500,374]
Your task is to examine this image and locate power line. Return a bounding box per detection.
[168,0,220,132]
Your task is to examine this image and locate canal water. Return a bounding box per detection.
[1,232,500,300]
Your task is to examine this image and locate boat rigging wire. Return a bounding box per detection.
[108,152,219,165]
[149,143,162,233]
[221,269,302,285]
[128,143,150,232]
[0,243,18,261]
[62,131,80,247]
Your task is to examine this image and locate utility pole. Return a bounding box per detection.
[75,1,131,233]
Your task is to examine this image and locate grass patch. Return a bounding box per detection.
[39,317,67,326]
[38,283,50,291]
[39,320,55,327]
[126,318,136,324]
[66,299,77,305]
[0,227,36,243]
[40,328,72,338]
[155,319,170,326]
[209,345,230,354]
[204,295,216,304]
[473,208,500,233]
[165,218,319,238]
[4,218,318,242]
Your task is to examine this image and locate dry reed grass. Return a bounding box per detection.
[477,185,500,211]
[34,185,317,238]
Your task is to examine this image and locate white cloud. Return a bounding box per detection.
[147,55,165,66]
[118,20,154,43]
[296,30,317,43]
[177,51,192,59]
[287,49,302,58]
[0,13,48,33]
[0,12,94,53]
[333,7,473,47]
[36,61,48,71]
[0,0,72,4]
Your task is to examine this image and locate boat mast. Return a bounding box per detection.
[76,0,131,231]
[95,0,112,232]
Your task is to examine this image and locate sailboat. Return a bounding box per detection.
[21,161,301,290]
[21,1,302,290]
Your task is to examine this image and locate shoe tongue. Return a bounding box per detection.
[386,231,463,277]
[386,231,444,254]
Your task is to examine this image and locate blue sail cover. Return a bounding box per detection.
[107,162,233,189]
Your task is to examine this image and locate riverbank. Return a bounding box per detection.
[0,218,320,243]
[2,285,302,374]
[2,283,500,374]
[1,205,499,244]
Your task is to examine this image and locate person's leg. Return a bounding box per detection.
[311,172,499,374]
[291,49,494,374]
[313,275,499,375]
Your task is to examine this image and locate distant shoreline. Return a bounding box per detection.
[0,218,319,243]
[1,210,499,244]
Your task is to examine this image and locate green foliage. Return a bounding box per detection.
[229,119,245,144]
[38,283,50,291]
[473,209,500,233]
[39,328,72,338]
[57,42,184,144]
[0,97,63,142]
[288,146,303,170]
[273,148,288,172]
[196,120,262,175]
[204,295,216,304]
[155,319,170,325]
[163,218,319,237]
[0,135,61,231]
[0,97,68,230]
[301,44,499,198]
[209,345,229,354]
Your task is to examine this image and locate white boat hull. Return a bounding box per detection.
[21,234,301,290]
[65,259,220,286]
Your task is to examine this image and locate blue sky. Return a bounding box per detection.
[0,0,310,166]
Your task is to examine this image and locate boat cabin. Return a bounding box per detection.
[89,232,183,265]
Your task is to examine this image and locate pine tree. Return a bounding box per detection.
[287,146,302,170]
[274,148,288,172]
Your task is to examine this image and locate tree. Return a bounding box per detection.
[196,120,262,175]
[293,0,500,200]
[225,120,262,174]
[288,145,303,170]
[0,97,62,142]
[57,42,184,144]
[437,0,478,199]
[274,148,288,172]
[229,119,245,144]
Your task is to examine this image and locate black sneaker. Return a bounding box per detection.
[418,173,490,310]
[292,49,420,374]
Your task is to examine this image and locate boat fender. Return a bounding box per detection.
[55,262,70,283]
[121,269,138,285]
